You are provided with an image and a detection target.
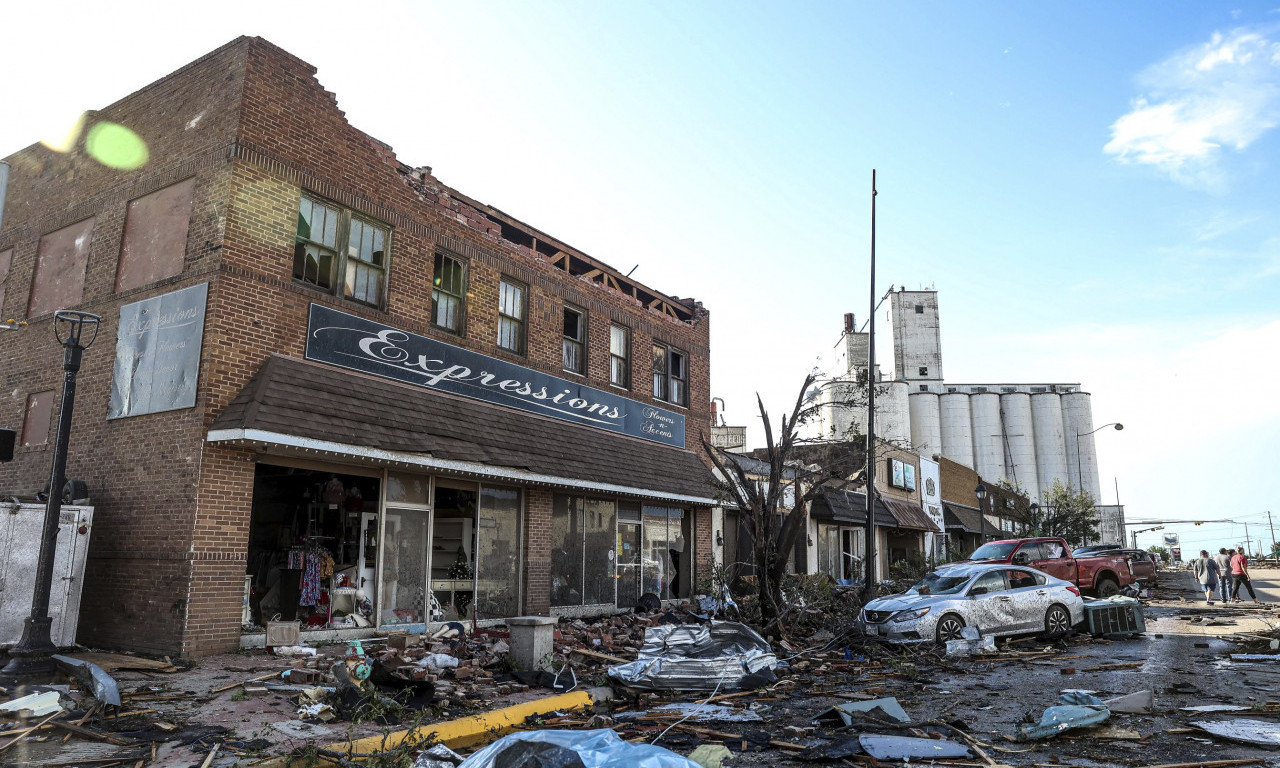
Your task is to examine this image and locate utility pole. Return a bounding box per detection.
[863,170,878,599]
[1268,511,1276,558]
[1245,523,1252,557]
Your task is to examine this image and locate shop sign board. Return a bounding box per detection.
[888,457,916,491]
[306,304,687,448]
[108,282,208,419]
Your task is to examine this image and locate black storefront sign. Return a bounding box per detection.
[306,304,686,448]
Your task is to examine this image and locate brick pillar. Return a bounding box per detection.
[522,488,553,615]
[694,505,713,594]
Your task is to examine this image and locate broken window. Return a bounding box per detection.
[294,194,389,308]
[116,178,194,292]
[970,571,1006,594]
[497,278,526,354]
[551,495,617,607]
[29,218,95,318]
[432,252,466,332]
[21,391,55,446]
[609,324,630,388]
[562,305,585,375]
[652,343,688,407]
[0,248,11,319]
[475,485,522,619]
[918,366,928,376]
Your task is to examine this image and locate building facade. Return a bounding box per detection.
[0,38,716,656]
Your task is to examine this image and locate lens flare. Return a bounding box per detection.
[84,122,149,170]
[40,113,87,153]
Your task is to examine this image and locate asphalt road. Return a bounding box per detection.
[1182,563,1280,604]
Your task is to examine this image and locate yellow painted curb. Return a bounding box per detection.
[255,688,605,767]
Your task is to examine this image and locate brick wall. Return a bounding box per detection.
[522,489,553,616]
[1,36,715,655]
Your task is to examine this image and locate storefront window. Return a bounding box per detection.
[475,486,521,618]
[432,486,477,620]
[817,524,839,578]
[642,506,672,599]
[381,509,429,625]
[583,499,617,606]
[386,472,429,505]
[551,496,584,607]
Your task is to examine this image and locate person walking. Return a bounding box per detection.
[1192,550,1221,604]
[1230,548,1260,604]
[1214,548,1233,603]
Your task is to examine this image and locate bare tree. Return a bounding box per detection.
[702,373,868,638]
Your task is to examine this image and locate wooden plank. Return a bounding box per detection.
[65,653,176,672]
[569,648,628,665]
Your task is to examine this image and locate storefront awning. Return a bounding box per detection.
[882,498,940,532]
[811,489,897,527]
[943,503,987,535]
[207,355,718,506]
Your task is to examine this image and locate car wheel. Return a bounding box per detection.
[1095,577,1120,598]
[934,613,965,645]
[1044,604,1072,636]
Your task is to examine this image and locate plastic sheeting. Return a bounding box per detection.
[457,729,702,768]
[1192,719,1280,747]
[607,621,778,692]
[1018,692,1110,740]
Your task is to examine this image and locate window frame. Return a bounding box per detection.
[431,251,468,334]
[609,323,631,389]
[293,193,391,310]
[562,304,586,375]
[496,276,528,355]
[652,341,689,408]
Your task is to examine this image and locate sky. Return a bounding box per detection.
[3,1,1279,555]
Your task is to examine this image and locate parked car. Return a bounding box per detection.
[1122,549,1158,586]
[860,563,1084,645]
[962,537,1137,597]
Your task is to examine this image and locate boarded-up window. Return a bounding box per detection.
[0,249,11,319]
[28,218,95,317]
[116,178,195,292]
[22,391,55,447]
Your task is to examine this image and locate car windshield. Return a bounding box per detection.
[908,571,972,595]
[969,542,1018,561]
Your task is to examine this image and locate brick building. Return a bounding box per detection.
[937,455,1026,557]
[0,37,716,656]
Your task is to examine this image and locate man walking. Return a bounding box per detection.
[1214,548,1233,604]
[1230,548,1260,604]
[1192,550,1220,604]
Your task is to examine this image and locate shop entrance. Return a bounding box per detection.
[245,464,380,631]
[616,516,642,608]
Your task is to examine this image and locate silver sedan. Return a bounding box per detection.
[860,563,1085,645]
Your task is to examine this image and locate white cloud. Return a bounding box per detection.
[1105,27,1280,186]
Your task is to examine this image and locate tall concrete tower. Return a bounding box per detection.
[889,289,943,383]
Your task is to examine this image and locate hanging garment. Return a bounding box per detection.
[299,551,322,607]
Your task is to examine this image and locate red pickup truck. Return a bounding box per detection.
[964,537,1137,597]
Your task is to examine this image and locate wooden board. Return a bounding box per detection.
[65,653,179,673]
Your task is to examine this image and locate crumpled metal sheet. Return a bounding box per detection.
[52,654,121,707]
[814,697,910,726]
[1192,719,1280,747]
[858,735,972,760]
[607,621,778,692]
[1018,692,1110,740]
[458,728,701,768]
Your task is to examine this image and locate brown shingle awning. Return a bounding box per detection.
[944,503,985,534]
[208,355,717,504]
[882,498,940,532]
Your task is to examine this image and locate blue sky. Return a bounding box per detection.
[4,1,1279,555]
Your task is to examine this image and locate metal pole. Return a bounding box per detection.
[1,312,99,684]
[1267,511,1276,558]
[1245,523,1252,557]
[1131,529,1138,550]
[1075,432,1082,493]
[864,170,877,595]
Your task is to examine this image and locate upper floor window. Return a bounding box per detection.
[609,324,630,389]
[497,277,526,354]
[117,178,194,292]
[653,342,688,407]
[432,252,466,332]
[294,194,389,308]
[29,218,95,318]
[563,305,585,374]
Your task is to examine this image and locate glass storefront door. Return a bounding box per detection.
[616,518,642,608]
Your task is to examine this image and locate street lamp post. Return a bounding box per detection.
[1075,423,1123,495]
[1,310,100,685]
[975,483,988,543]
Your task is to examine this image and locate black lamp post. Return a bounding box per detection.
[974,482,988,542]
[1,310,100,685]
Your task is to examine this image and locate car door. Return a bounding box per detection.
[1004,568,1049,632]
[966,570,1016,635]
[1031,540,1076,582]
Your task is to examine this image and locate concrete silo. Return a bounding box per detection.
[1061,391,1101,501]
[969,391,1004,482]
[939,392,975,468]
[909,391,942,458]
[999,391,1040,502]
[1031,392,1069,498]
